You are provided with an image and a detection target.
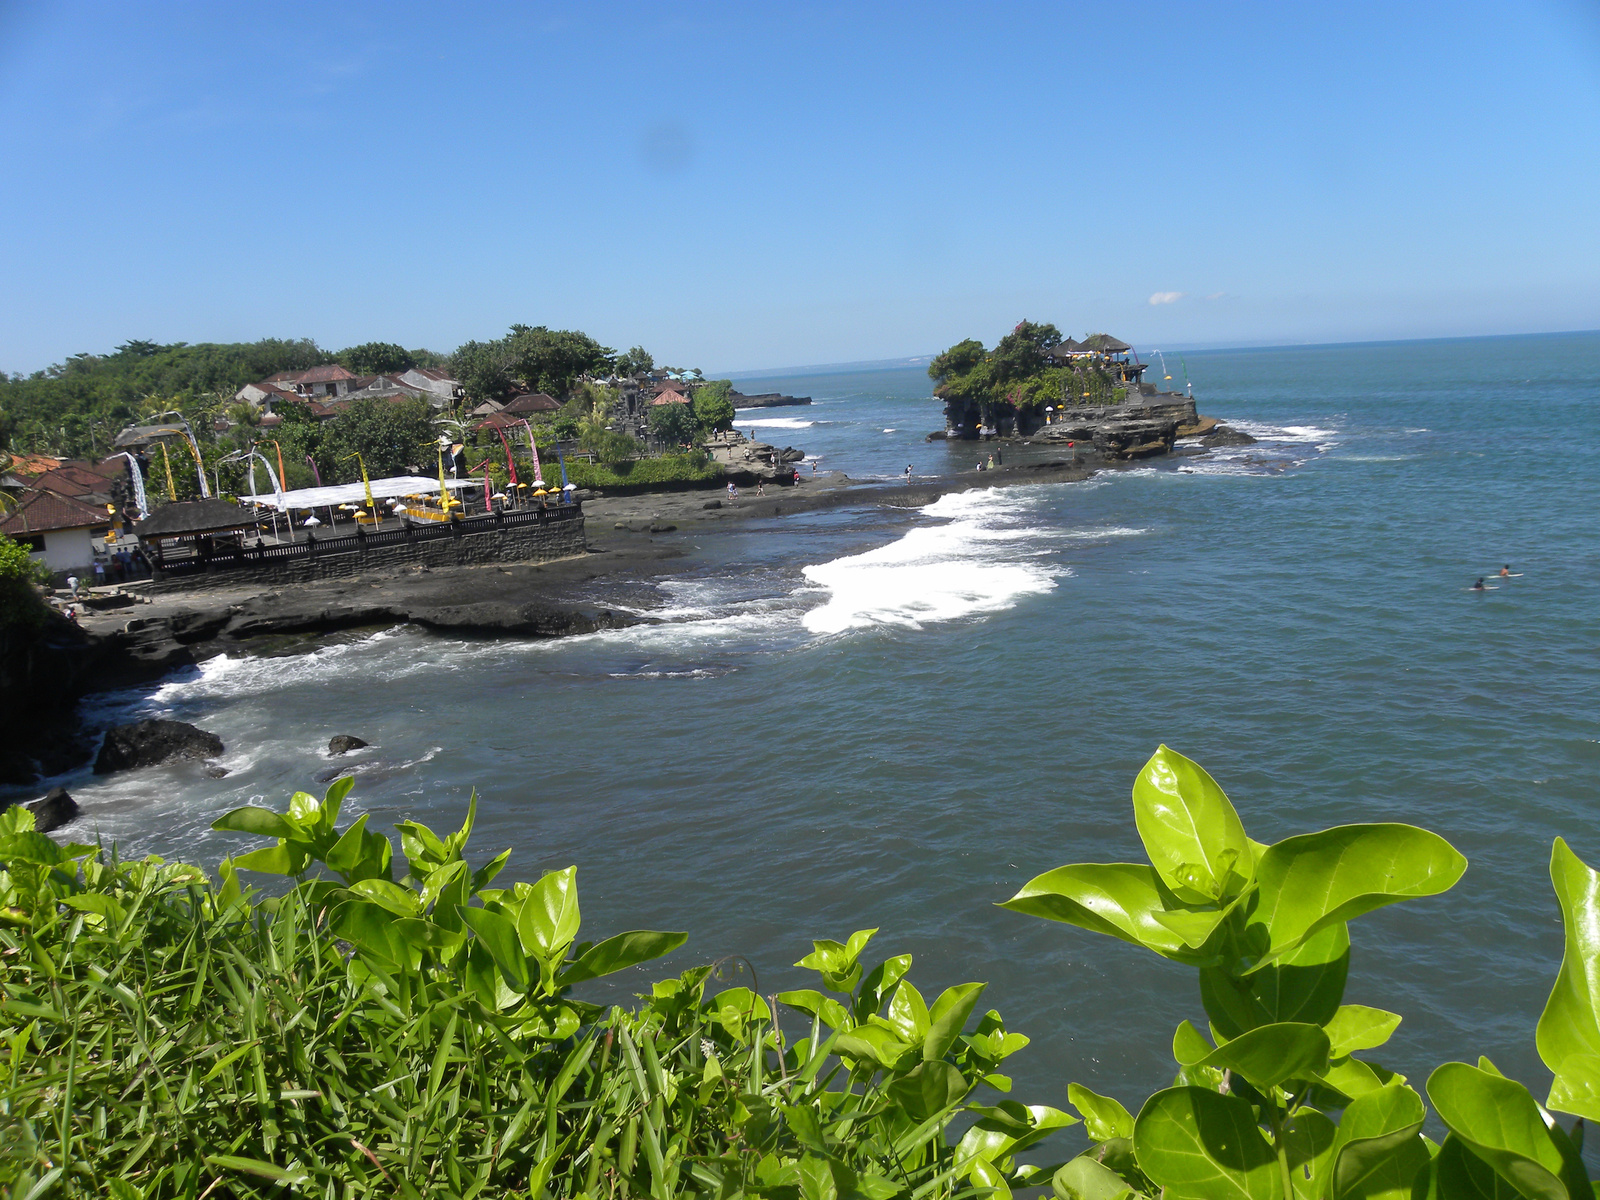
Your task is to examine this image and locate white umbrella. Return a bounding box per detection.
[303,516,322,528]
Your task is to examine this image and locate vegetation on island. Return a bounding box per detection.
[4,746,1599,1199]
[929,322,1127,419]
[0,531,51,631]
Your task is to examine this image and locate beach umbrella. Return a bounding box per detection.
[492,492,508,501]
[303,516,322,527]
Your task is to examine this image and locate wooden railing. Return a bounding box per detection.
[152,503,581,579]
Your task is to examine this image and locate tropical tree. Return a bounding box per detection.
[338,342,415,375]
[692,379,736,433]
[648,398,696,446]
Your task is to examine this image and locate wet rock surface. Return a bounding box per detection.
[27,786,80,833]
[328,734,369,755]
[94,719,224,775]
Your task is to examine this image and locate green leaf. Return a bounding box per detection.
[345,878,421,917]
[323,814,392,884]
[329,899,408,970]
[1327,1084,1428,1200]
[1283,1108,1337,1199]
[1538,838,1600,1118]
[882,979,930,1044]
[1133,1086,1280,1200]
[1132,744,1253,903]
[1249,824,1466,969]
[1053,1156,1140,1200]
[231,843,296,875]
[1202,923,1351,1038]
[1069,1083,1135,1142]
[60,892,127,927]
[519,865,581,960]
[1173,1020,1331,1090]
[1547,1052,1600,1123]
[960,1102,1081,1166]
[0,832,67,865]
[1413,1135,1526,1200]
[925,981,986,1061]
[1426,1062,1586,1200]
[1323,1006,1402,1058]
[1000,863,1214,964]
[557,928,687,985]
[210,806,297,839]
[885,1060,970,1122]
[460,905,531,993]
[834,1024,915,1071]
[797,928,877,992]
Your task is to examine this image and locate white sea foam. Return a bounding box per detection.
[1229,420,1338,446]
[737,417,815,429]
[801,488,1059,634]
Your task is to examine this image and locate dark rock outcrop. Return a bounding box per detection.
[94,719,223,775]
[28,787,80,833]
[328,734,368,755]
[1201,424,1258,447]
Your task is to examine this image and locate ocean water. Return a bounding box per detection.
[43,331,1600,1135]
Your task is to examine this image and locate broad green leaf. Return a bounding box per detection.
[857,953,914,1020]
[1202,924,1351,1038]
[778,989,853,1031]
[1133,1086,1279,1200]
[1132,744,1252,903]
[797,928,877,991]
[286,790,322,828]
[210,806,296,839]
[519,865,581,960]
[1547,1052,1600,1122]
[1152,905,1234,951]
[231,843,296,875]
[323,814,392,884]
[1425,1062,1581,1200]
[1249,824,1466,969]
[1328,1084,1427,1200]
[329,899,409,970]
[320,773,353,828]
[960,1102,1081,1166]
[557,928,687,985]
[396,819,449,869]
[885,1060,969,1122]
[1413,1134,1525,1200]
[925,981,986,1061]
[969,1155,1014,1200]
[1173,1020,1330,1090]
[1069,1083,1135,1142]
[1318,1056,1395,1103]
[60,893,127,927]
[882,979,930,1044]
[460,904,530,993]
[1283,1108,1337,1199]
[1053,1156,1140,1200]
[834,1024,915,1070]
[391,917,466,951]
[0,832,67,865]
[1537,838,1600,1115]
[1001,863,1214,964]
[345,878,421,917]
[1323,1006,1402,1057]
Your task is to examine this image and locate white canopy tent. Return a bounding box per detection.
[246,475,484,514]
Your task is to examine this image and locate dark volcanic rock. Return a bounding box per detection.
[1201,424,1257,447]
[28,787,80,833]
[94,719,224,774]
[204,766,231,778]
[328,734,369,755]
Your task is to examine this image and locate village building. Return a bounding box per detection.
[1,487,113,576]
[236,366,462,412]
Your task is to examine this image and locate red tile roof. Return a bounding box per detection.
[651,390,690,406]
[28,464,115,499]
[1,487,109,536]
[297,364,357,384]
[501,393,559,414]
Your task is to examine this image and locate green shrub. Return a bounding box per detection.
[562,452,723,495]
[0,531,49,630]
[0,783,1040,1198]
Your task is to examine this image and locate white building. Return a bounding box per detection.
[1,488,111,577]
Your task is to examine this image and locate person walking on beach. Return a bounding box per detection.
[905,464,913,483]
[756,480,765,496]
[727,481,739,505]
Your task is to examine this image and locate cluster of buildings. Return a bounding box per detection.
[229,365,463,428]
[1,453,128,577]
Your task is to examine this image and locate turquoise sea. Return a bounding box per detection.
[56,330,1600,1135]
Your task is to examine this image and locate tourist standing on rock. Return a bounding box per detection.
[727,481,739,505]
[905,464,913,482]
[995,448,1003,466]
[66,574,80,597]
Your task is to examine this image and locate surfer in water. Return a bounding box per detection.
[1499,564,1511,577]
[1471,578,1488,591]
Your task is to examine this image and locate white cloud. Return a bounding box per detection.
[1148,291,1185,306]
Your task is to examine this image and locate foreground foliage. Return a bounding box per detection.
[3,747,1599,1198]
[0,782,1046,1197]
[1007,744,1600,1200]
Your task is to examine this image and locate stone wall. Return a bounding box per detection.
[142,512,588,594]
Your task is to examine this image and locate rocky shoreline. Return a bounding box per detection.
[0,424,1255,805]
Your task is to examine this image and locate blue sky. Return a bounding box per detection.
[1,1,1597,373]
